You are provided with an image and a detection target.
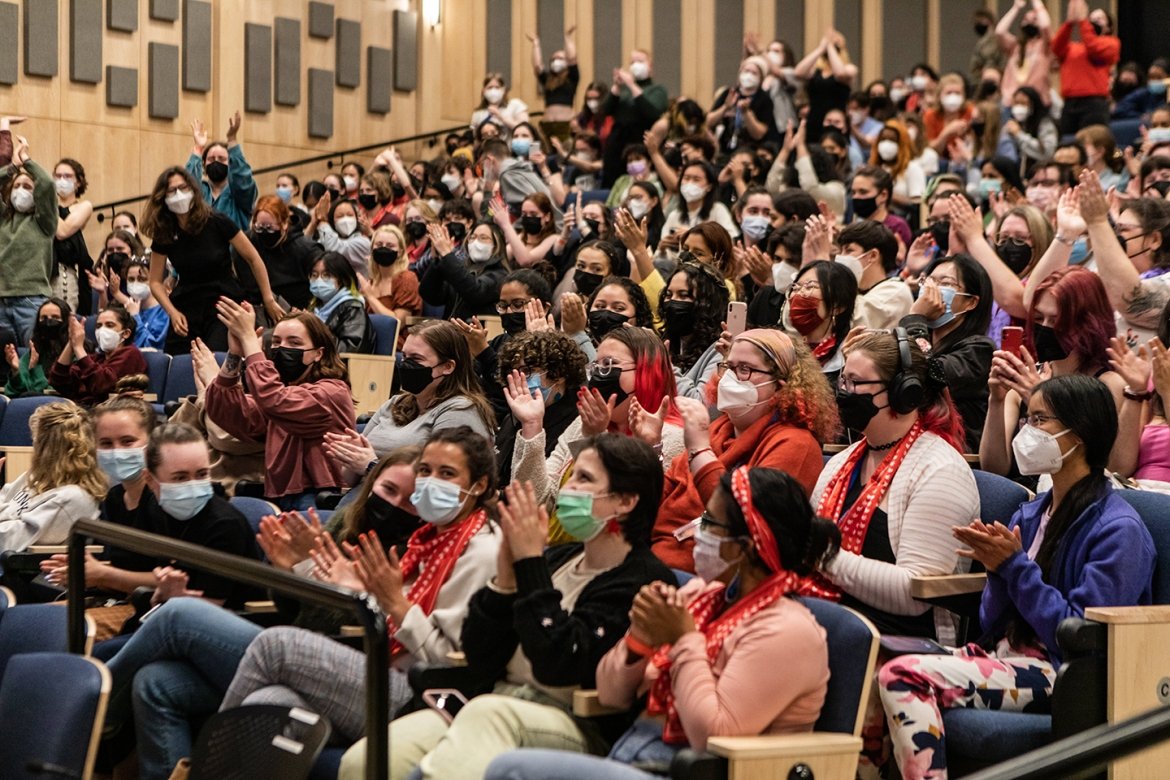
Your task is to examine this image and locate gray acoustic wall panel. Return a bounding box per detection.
[883,0,926,85]
[486,0,511,83]
[0,3,18,85]
[537,0,563,59]
[71,0,103,84]
[308,1,333,39]
[775,0,804,59]
[149,0,176,21]
[654,0,681,99]
[393,10,417,91]
[24,0,59,78]
[938,0,973,77]
[148,42,179,118]
[106,64,137,107]
[308,68,334,138]
[336,18,361,88]
[274,17,301,106]
[833,0,861,78]
[367,46,392,114]
[182,0,210,92]
[245,23,272,113]
[108,0,137,31]
[592,0,621,77]
[713,0,743,89]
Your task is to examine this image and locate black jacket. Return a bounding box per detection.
[235,224,324,309]
[419,250,506,321]
[495,390,580,487]
[325,297,375,354]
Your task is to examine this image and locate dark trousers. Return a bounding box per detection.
[1060,95,1111,137]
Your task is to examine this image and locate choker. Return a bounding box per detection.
[866,434,905,452]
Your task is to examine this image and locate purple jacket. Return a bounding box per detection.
[979,486,1155,665]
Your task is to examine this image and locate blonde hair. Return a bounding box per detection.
[29,402,108,501]
[369,225,409,282]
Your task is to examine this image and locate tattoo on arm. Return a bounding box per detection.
[222,354,243,376]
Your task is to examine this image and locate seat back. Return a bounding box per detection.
[0,603,72,681]
[0,585,13,609]
[189,704,331,780]
[229,497,280,562]
[368,314,399,356]
[83,314,97,342]
[140,350,172,399]
[796,597,880,736]
[0,652,110,780]
[973,469,1032,526]
[0,396,59,447]
[1117,490,1170,604]
[163,353,198,402]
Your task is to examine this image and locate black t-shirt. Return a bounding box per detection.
[152,211,245,299]
[804,72,852,144]
[539,64,580,106]
[102,484,163,574]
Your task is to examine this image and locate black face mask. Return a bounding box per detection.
[1021,23,1040,39]
[996,241,1033,275]
[252,229,281,251]
[836,388,885,431]
[1091,21,1105,36]
[105,251,130,273]
[587,309,629,339]
[405,221,429,242]
[583,218,602,236]
[327,187,342,202]
[574,269,604,297]
[371,247,400,267]
[358,193,378,211]
[852,195,879,219]
[974,22,990,36]
[519,215,543,235]
[391,180,406,199]
[445,222,467,243]
[1149,180,1170,198]
[500,311,527,334]
[660,300,696,339]
[33,318,65,353]
[976,79,999,100]
[1113,81,1139,102]
[270,347,310,384]
[929,220,951,254]
[362,493,421,544]
[397,358,435,394]
[1031,323,1069,363]
[205,161,228,184]
[587,372,629,406]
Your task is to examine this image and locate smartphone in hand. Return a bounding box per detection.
[1001,326,1023,358]
[726,301,748,337]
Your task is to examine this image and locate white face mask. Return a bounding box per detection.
[483,87,505,104]
[334,216,358,237]
[1011,104,1031,123]
[54,177,76,197]
[96,326,124,353]
[626,198,650,220]
[1012,424,1077,475]
[877,140,900,162]
[680,182,707,204]
[127,282,151,301]
[940,93,965,113]
[629,61,650,81]
[910,75,930,92]
[166,189,194,215]
[772,261,797,293]
[467,239,494,262]
[586,98,601,112]
[10,188,34,213]
[440,173,462,192]
[738,71,760,91]
[835,254,864,282]
[890,87,909,104]
[550,58,567,74]
[692,526,745,583]
[716,370,777,416]
[343,175,359,192]
[767,51,783,67]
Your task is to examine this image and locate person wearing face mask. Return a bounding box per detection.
[108,259,170,351]
[650,330,836,570]
[484,466,839,780]
[5,297,70,397]
[495,330,586,488]
[879,374,1154,780]
[0,126,56,347]
[204,306,356,511]
[848,166,912,255]
[492,192,559,267]
[50,157,95,315]
[783,261,858,385]
[996,1,1052,107]
[141,166,283,353]
[49,305,146,406]
[401,199,438,266]
[604,144,661,210]
[0,401,103,553]
[706,56,779,155]
[923,73,976,151]
[359,435,672,780]
[596,50,669,188]
[981,266,1125,479]
[741,223,804,328]
[529,27,581,124]
[970,8,1006,84]
[274,172,305,218]
[185,112,258,233]
[307,253,374,354]
[656,162,739,266]
[811,330,976,642]
[362,225,422,324]
[308,195,372,279]
[621,181,665,251]
[577,277,653,354]
[355,168,397,230]
[339,161,364,200]
[1052,1,1120,136]
[235,195,323,314]
[836,220,913,330]
[998,86,1058,172]
[471,74,530,133]
[868,120,926,210]
[791,29,858,145]
[419,220,508,321]
[658,262,730,397]
[1113,60,1170,123]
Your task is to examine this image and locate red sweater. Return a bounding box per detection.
[205,353,356,497]
[1051,20,1120,99]
[49,346,147,405]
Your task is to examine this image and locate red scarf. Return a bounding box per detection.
[811,335,838,364]
[806,421,924,600]
[389,508,488,655]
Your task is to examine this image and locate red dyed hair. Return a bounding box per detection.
[1026,267,1114,374]
[601,327,681,426]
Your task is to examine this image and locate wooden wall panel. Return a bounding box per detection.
[181,0,211,92]
[486,0,513,82]
[775,0,805,58]
[108,0,137,31]
[883,0,926,85]
[712,0,744,92]
[592,0,622,78]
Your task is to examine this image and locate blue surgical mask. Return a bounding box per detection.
[511,138,531,157]
[1150,80,1168,96]
[310,278,339,302]
[526,371,556,404]
[1069,237,1090,265]
[410,477,469,526]
[97,447,146,485]
[925,285,965,329]
[157,479,214,521]
[275,186,294,203]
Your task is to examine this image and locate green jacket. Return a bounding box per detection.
[5,350,51,397]
[0,159,56,297]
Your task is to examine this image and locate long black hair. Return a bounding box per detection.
[659,261,729,372]
[675,160,718,221]
[921,253,993,349]
[794,261,857,356]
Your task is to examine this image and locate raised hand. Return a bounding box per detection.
[802,214,832,262]
[309,534,363,591]
[226,110,242,143]
[524,298,553,332]
[190,337,221,387]
[503,369,546,436]
[674,395,712,452]
[346,530,409,619]
[613,207,649,253]
[256,514,304,571]
[560,292,587,335]
[1055,187,1087,238]
[947,194,984,243]
[1108,336,1152,392]
[426,222,455,257]
[990,346,1044,399]
[4,343,18,373]
[577,386,617,437]
[452,316,489,356]
[741,245,773,287]
[68,316,86,351]
[190,118,208,151]
[1077,170,1110,225]
[498,481,550,560]
[628,396,668,446]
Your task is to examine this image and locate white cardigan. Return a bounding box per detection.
[812,431,979,616]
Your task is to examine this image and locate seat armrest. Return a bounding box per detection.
[406,661,490,701]
[1083,606,1170,624]
[910,573,987,598]
[446,651,467,667]
[1056,616,1107,658]
[689,733,863,780]
[572,689,625,718]
[244,600,277,613]
[669,749,727,780]
[26,545,105,555]
[704,732,862,759]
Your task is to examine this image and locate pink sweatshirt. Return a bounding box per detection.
[597,580,829,751]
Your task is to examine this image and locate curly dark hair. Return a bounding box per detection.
[587,276,654,330]
[659,263,729,372]
[497,330,588,389]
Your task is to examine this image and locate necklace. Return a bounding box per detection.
[866,433,906,452]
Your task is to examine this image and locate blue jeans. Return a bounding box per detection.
[0,295,47,345]
[484,719,679,779]
[105,598,262,780]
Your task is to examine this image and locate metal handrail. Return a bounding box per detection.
[966,704,1170,780]
[67,518,389,780]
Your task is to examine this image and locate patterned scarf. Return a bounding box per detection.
[806,420,924,600]
[811,335,838,364]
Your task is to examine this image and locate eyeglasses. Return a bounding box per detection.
[673,512,733,541]
[1020,412,1060,429]
[494,298,532,313]
[997,236,1031,248]
[718,361,774,382]
[789,281,822,295]
[586,359,635,379]
[838,375,886,393]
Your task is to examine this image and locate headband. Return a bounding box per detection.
[730,466,783,574]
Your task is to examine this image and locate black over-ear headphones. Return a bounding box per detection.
[888,327,925,415]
